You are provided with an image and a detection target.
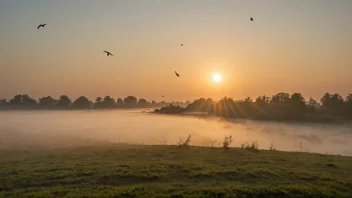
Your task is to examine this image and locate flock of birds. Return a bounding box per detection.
[36,17,254,99]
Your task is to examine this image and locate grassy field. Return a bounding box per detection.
[0,144,351,198]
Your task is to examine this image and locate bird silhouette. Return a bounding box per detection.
[161,94,165,97]
[37,24,47,29]
[250,17,254,21]
[103,51,113,56]
[175,71,180,77]
[181,44,183,46]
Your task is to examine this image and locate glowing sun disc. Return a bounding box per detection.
[213,73,222,83]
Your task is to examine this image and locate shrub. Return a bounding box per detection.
[269,143,276,151]
[177,134,192,146]
[222,136,233,149]
[241,141,259,151]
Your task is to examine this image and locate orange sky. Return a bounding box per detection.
[1,1,351,101]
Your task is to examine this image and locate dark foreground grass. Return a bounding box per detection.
[0,145,351,198]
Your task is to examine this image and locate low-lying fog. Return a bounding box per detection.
[0,110,351,156]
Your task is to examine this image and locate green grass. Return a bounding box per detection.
[0,145,351,198]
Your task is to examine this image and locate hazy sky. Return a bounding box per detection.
[1,0,351,101]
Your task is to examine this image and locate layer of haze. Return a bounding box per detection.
[0,110,351,156]
[1,0,351,101]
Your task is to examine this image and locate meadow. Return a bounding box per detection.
[1,144,351,198]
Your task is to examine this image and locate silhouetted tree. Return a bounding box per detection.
[344,93,352,118]
[0,99,7,106]
[346,94,352,103]
[321,93,344,116]
[251,95,271,119]
[39,96,56,107]
[243,97,252,103]
[10,95,23,105]
[235,97,261,119]
[56,95,72,108]
[346,94,352,104]
[116,98,123,105]
[94,97,103,108]
[269,93,291,119]
[9,94,37,107]
[3,92,352,122]
[271,93,290,104]
[287,93,307,119]
[255,95,270,106]
[138,98,148,106]
[22,95,37,105]
[214,97,238,117]
[101,96,115,108]
[155,92,352,122]
[307,97,320,114]
[155,105,186,114]
[124,96,137,106]
[95,97,102,103]
[72,96,91,109]
[186,98,215,113]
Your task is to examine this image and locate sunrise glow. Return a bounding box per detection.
[213,73,222,83]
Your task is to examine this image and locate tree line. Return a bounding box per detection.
[155,92,352,122]
[0,94,190,110]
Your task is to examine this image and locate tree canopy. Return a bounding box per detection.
[155,92,352,122]
[1,92,352,122]
[0,94,176,110]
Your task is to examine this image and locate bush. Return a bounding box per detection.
[241,141,259,151]
[222,136,233,149]
[177,134,192,146]
[269,143,276,151]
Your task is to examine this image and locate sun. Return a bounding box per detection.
[213,73,222,83]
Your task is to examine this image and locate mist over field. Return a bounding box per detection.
[0,110,351,156]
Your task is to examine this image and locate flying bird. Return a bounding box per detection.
[37,24,47,29]
[175,71,180,77]
[181,44,183,46]
[250,17,254,21]
[103,51,113,56]
[161,94,165,97]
